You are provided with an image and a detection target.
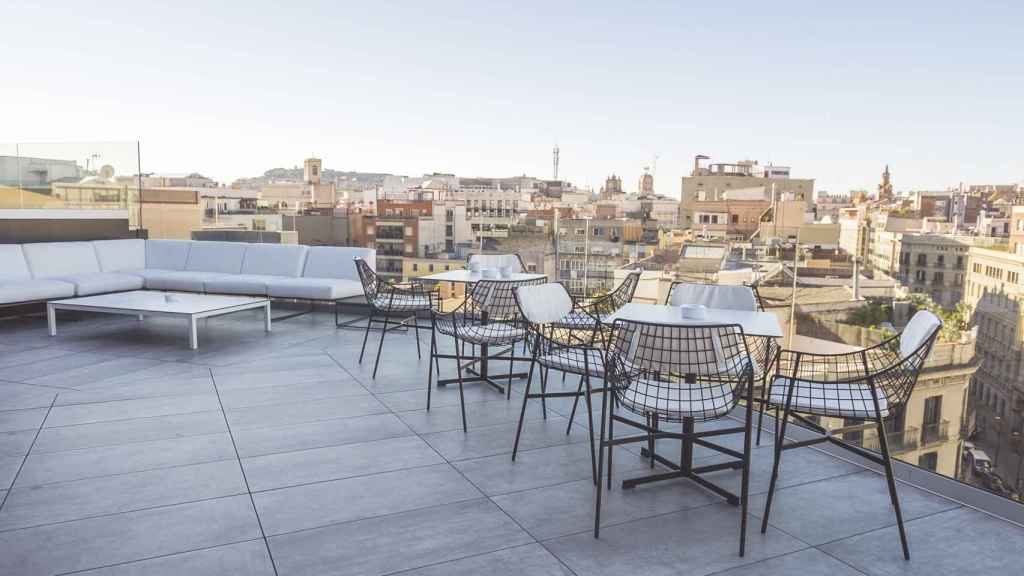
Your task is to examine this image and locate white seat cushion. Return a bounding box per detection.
[241,244,308,277]
[899,310,942,358]
[0,245,31,282]
[0,280,76,304]
[145,240,192,271]
[371,293,433,312]
[516,283,573,324]
[768,376,889,418]
[266,277,364,300]
[619,379,735,420]
[203,274,274,296]
[142,271,230,292]
[539,348,605,376]
[57,273,144,296]
[668,283,757,311]
[302,246,375,281]
[456,322,526,345]
[185,242,246,274]
[21,242,101,278]
[92,239,146,272]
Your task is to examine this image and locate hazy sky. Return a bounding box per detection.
[4,1,1022,197]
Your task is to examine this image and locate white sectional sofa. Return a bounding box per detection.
[0,239,374,310]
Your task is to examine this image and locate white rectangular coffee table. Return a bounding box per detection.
[47,291,271,350]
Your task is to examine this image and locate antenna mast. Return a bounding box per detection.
[552,145,560,181]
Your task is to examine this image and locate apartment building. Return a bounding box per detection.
[358,199,446,281]
[680,157,814,236]
[556,218,644,295]
[451,178,520,242]
[897,235,974,308]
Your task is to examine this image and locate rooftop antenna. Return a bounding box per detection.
[552,145,560,181]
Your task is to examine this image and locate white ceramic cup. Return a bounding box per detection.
[482,268,498,279]
[469,261,481,273]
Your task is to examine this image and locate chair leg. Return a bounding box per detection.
[739,375,755,557]
[507,343,515,399]
[512,358,538,460]
[584,372,597,484]
[594,372,610,538]
[875,418,911,560]
[756,379,768,446]
[761,404,793,533]
[372,314,388,379]
[413,313,422,359]
[648,413,658,469]
[539,367,548,419]
[426,328,437,411]
[358,311,375,364]
[606,396,615,490]
[454,335,468,432]
[566,375,585,434]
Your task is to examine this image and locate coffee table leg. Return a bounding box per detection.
[48,304,57,336]
[189,316,199,350]
[264,302,272,333]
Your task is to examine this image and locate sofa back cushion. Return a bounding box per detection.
[93,239,146,272]
[146,240,192,271]
[302,247,375,281]
[0,245,31,281]
[21,242,101,278]
[185,241,246,274]
[241,244,308,277]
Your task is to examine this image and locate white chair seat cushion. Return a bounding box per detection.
[456,322,526,344]
[539,348,605,376]
[265,277,364,300]
[203,275,273,296]
[57,273,144,296]
[0,280,76,304]
[22,242,101,278]
[141,271,230,292]
[619,379,735,420]
[372,293,433,312]
[768,376,889,418]
[553,310,603,329]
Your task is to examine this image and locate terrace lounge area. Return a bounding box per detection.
[1,307,1023,575]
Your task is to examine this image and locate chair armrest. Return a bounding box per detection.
[773,345,900,385]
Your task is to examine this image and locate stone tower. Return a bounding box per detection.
[304,158,322,185]
[877,164,893,202]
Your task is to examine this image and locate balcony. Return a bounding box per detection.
[863,426,920,453]
[921,420,950,446]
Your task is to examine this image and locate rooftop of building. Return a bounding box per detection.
[0,307,1021,575]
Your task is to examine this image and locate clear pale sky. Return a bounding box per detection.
[4,1,1022,197]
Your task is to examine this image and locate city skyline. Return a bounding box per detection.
[3,2,1022,194]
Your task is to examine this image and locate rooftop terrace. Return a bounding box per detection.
[0,308,1022,575]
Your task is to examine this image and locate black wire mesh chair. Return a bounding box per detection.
[666,281,781,445]
[428,276,545,431]
[760,310,943,560]
[512,282,604,481]
[594,319,756,557]
[355,257,439,378]
[560,270,642,337]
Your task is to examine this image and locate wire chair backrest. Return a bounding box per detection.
[466,277,546,321]
[605,319,751,421]
[354,257,379,303]
[468,253,525,274]
[590,270,641,317]
[515,282,595,355]
[883,310,942,406]
[666,282,757,311]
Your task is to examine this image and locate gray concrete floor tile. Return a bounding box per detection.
[254,463,482,535]
[495,471,721,540]
[45,393,222,427]
[695,444,864,496]
[16,432,236,486]
[0,459,247,531]
[242,435,444,491]
[217,377,367,410]
[0,429,36,458]
[54,376,216,406]
[709,548,866,576]
[0,455,23,489]
[546,503,806,576]
[821,505,1024,574]
[232,412,412,458]
[453,442,647,497]
[422,416,588,461]
[749,470,961,546]
[0,407,48,433]
[225,393,386,430]
[24,357,167,389]
[268,498,532,576]
[397,397,548,434]
[0,494,261,576]
[398,543,573,576]
[70,539,275,576]
[31,410,227,453]
[0,346,78,369]
[0,382,59,410]
[375,383,509,412]
[0,351,117,382]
